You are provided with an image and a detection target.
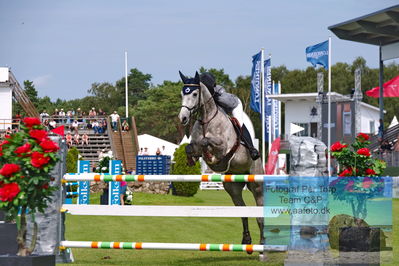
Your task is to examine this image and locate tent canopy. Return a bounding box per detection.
[138,134,179,158]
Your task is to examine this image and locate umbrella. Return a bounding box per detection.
[366,75,399,97]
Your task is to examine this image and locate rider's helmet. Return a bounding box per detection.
[200,72,216,95]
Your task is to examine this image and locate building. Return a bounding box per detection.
[269,92,382,145]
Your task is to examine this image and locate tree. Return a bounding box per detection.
[132,81,183,143]
[115,68,152,107]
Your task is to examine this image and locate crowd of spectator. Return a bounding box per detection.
[40,107,110,135]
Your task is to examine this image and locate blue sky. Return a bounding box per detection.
[0,0,398,100]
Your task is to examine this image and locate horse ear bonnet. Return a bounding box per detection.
[180,71,201,95]
[200,72,216,95]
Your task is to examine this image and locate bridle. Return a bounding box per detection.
[180,83,218,127]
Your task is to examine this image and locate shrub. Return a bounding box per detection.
[171,144,201,197]
[66,147,80,173]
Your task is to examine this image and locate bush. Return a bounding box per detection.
[66,147,80,173]
[171,144,201,197]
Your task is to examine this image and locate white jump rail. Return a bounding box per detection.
[60,240,287,252]
[63,173,266,182]
[61,204,265,218]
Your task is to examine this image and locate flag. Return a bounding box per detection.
[265,137,280,174]
[273,82,280,138]
[306,40,329,69]
[264,58,272,141]
[51,125,65,137]
[250,52,262,113]
[366,75,399,97]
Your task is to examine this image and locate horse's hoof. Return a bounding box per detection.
[186,157,195,166]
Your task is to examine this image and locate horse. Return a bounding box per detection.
[178,71,264,251]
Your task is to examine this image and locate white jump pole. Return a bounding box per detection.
[63,174,267,182]
[60,240,287,252]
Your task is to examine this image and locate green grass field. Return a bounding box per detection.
[61,190,398,266]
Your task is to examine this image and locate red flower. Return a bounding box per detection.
[357,133,369,141]
[15,143,32,156]
[41,183,49,189]
[331,142,347,152]
[29,129,48,143]
[345,180,355,192]
[0,183,20,202]
[365,168,376,176]
[0,164,21,177]
[0,146,3,157]
[40,139,59,153]
[4,135,11,139]
[339,168,353,177]
[363,177,373,189]
[30,152,50,168]
[0,140,9,146]
[357,148,371,157]
[23,117,41,128]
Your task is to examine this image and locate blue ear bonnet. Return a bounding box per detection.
[182,78,200,95]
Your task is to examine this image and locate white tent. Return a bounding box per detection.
[138,134,179,159]
[389,115,398,128]
[289,123,305,135]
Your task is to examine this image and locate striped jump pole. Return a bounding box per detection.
[60,241,287,252]
[63,174,266,182]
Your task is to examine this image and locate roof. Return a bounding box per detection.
[268,92,383,113]
[329,5,399,46]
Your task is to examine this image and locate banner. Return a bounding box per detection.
[109,160,122,205]
[306,40,329,69]
[265,137,280,174]
[264,58,272,141]
[250,52,262,113]
[78,160,90,205]
[273,82,280,138]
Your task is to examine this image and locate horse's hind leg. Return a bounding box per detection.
[223,182,253,253]
[247,182,265,245]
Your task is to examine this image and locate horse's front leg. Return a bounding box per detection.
[200,136,224,163]
[185,142,201,166]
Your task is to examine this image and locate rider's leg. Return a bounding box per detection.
[231,101,260,160]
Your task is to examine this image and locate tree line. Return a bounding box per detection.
[14,57,399,144]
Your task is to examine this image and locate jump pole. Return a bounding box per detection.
[63,174,266,182]
[60,241,286,252]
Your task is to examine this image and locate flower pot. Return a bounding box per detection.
[0,223,18,255]
[0,254,55,266]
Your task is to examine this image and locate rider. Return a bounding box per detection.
[200,72,260,160]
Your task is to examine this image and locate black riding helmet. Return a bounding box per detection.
[200,72,216,95]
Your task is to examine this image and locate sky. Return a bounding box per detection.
[0,0,398,100]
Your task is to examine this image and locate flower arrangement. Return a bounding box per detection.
[330,133,386,219]
[0,117,59,256]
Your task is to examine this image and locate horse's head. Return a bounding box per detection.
[178,71,201,126]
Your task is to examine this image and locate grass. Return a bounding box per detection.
[61,190,398,266]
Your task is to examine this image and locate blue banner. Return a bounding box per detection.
[250,52,262,113]
[306,40,329,69]
[273,82,280,138]
[109,160,122,205]
[264,58,272,141]
[78,160,90,205]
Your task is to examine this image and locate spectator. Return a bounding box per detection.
[121,120,129,131]
[110,111,120,131]
[5,127,12,136]
[142,147,149,155]
[101,119,107,134]
[98,108,105,116]
[66,132,73,147]
[76,108,83,122]
[81,133,89,146]
[53,109,59,123]
[74,133,80,145]
[120,181,127,205]
[381,140,392,153]
[378,119,384,142]
[49,120,57,130]
[71,120,79,134]
[40,110,49,121]
[59,109,66,123]
[92,120,100,134]
[66,110,73,124]
[89,107,97,117]
[43,119,50,130]
[138,147,143,155]
[156,147,162,155]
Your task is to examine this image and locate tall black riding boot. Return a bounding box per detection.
[241,124,260,160]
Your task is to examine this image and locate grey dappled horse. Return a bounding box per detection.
[178,72,264,250]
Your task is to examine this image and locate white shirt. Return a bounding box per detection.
[110,113,120,122]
